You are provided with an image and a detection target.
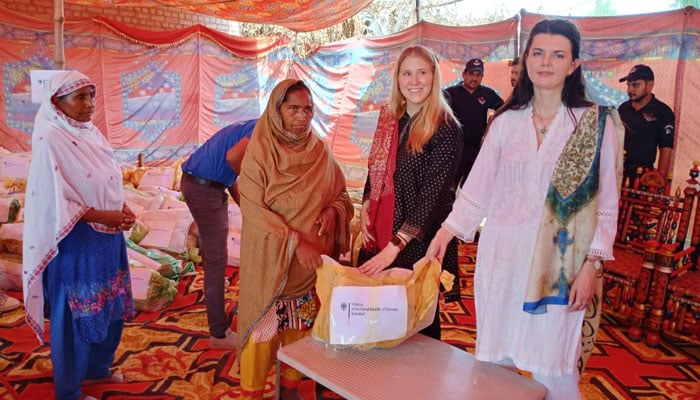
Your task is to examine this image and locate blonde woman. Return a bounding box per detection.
[358,45,462,340]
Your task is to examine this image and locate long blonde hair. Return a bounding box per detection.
[388,45,458,153]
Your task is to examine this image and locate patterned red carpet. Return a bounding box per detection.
[1,243,698,399]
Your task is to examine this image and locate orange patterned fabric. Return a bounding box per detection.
[66,0,372,32]
[1,261,699,399]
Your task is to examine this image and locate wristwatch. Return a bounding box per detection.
[390,235,406,250]
[586,258,604,271]
[585,258,604,277]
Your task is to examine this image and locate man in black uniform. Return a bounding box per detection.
[618,64,675,183]
[509,57,521,88]
[445,58,504,187]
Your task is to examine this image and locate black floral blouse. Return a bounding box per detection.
[362,111,462,274]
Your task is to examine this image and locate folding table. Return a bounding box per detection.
[275,334,546,399]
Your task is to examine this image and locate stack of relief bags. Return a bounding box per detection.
[0,150,29,291]
[122,160,195,311]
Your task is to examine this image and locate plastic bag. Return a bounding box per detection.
[129,263,178,312]
[312,255,441,350]
[125,239,193,280]
[128,220,149,243]
[0,197,22,223]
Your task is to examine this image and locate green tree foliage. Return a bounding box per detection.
[590,0,616,16]
[239,0,511,56]
[672,0,700,8]
[239,0,685,55]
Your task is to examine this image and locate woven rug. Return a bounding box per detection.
[1,243,699,399]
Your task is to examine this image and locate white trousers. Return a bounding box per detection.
[495,354,582,400]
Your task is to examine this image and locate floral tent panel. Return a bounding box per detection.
[0,8,290,164]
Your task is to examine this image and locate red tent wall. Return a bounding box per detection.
[1,6,698,188]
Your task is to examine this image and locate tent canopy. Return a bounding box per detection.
[64,0,373,32]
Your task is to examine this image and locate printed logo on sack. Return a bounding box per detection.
[338,300,399,323]
[329,285,408,344]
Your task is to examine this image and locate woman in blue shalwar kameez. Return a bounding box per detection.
[23,70,135,400]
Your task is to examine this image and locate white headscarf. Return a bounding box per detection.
[22,71,124,344]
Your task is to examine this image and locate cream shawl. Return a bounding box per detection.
[524,105,623,370]
[523,106,605,314]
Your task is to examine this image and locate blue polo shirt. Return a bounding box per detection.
[181,119,256,187]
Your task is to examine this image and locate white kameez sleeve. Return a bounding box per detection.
[588,114,620,260]
[443,116,503,242]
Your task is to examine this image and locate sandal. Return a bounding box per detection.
[108,372,129,383]
[88,371,130,384]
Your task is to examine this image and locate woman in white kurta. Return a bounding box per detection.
[428,19,622,399]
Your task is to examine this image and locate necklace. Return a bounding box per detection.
[532,107,557,136]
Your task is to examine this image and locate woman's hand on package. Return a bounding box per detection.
[358,243,399,275]
[359,200,375,245]
[295,239,323,270]
[316,206,337,237]
[426,227,453,263]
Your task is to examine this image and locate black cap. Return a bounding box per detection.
[619,64,654,82]
[465,58,484,73]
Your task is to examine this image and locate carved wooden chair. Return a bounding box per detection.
[657,163,700,345]
[663,262,700,344]
[603,169,668,321]
[602,165,699,347]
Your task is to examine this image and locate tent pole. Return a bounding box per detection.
[54,0,65,69]
[515,12,521,57]
[416,0,422,23]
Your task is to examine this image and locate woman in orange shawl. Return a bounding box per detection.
[237,79,353,400]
